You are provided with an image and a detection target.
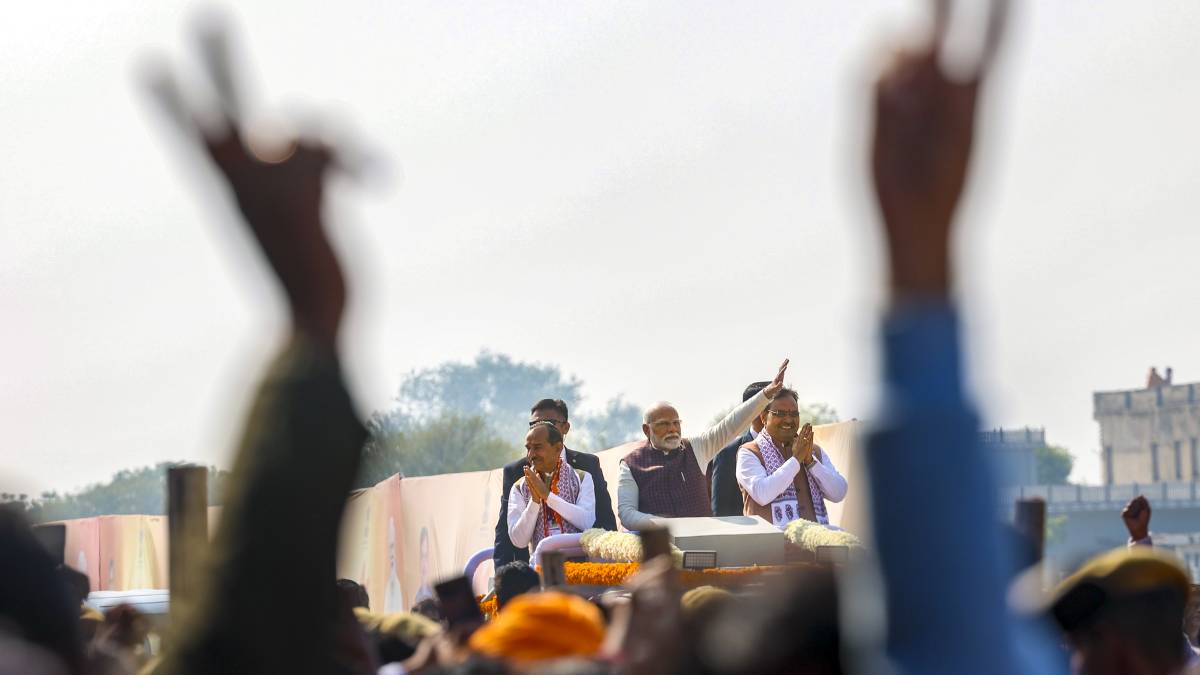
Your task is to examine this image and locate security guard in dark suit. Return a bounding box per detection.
[493,399,617,566]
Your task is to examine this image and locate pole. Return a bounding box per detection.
[167,465,208,631]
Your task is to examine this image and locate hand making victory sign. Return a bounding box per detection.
[872,0,1008,301]
[143,16,357,347]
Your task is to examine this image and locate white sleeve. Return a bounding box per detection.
[688,391,771,468]
[507,482,541,548]
[808,446,848,503]
[547,473,596,532]
[736,448,801,506]
[617,461,658,532]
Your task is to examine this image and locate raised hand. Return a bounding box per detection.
[1121,495,1151,542]
[761,358,790,400]
[871,0,1008,300]
[792,423,815,464]
[524,466,550,503]
[143,16,352,346]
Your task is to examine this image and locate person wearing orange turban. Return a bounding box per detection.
[467,591,605,663]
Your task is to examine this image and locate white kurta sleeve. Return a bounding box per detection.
[507,481,542,549]
[808,446,848,502]
[617,461,658,531]
[736,448,802,506]
[688,391,771,469]
[546,473,595,532]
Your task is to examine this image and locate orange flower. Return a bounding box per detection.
[477,594,499,620]
[559,562,811,589]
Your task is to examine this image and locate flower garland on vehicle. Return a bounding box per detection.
[783,518,864,552]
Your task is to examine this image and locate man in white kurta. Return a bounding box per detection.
[736,389,847,528]
[508,422,596,554]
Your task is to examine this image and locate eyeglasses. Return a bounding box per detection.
[768,410,801,419]
[529,419,565,428]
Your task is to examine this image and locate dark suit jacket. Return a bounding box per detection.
[707,429,755,517]
[493,448,616,567]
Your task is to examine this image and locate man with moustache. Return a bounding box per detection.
[617,360,789,531]
[736,388,847,528]
[507,421,596,556]
[494,398,616,567]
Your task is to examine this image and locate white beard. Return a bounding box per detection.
[655,434,682,451]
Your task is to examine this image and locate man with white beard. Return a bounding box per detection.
[616,360,788,531]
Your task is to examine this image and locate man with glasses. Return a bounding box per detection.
[493,399,616,567]
[617,360,789,531]
[736,388,847,529]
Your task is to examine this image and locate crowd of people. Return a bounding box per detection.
[3,1,1199,673]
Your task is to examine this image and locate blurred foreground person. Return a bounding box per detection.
[690,569,842,675]
[860,0,1063,673]
[468,592,605,665]
[338,579,371,611]
[0,507,84,674]
[1050,548,1195,675]
[143,17,370,675]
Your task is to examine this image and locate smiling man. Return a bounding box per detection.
[617,360,789,530]
[736,388,847,529]
[507,421,596,556]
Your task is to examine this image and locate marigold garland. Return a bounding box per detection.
[477,594,499,619]
[561,561,799,588]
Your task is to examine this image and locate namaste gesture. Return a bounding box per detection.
[523,465,551,504]
[791,423,816,465]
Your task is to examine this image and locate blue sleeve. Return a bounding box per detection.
[867,303,1063,675]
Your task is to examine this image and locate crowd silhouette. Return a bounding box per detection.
[3,1,1198,674]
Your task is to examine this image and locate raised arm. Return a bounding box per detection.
[860,2,1060,674]
[688,359,788,466]
[145,18,369,675]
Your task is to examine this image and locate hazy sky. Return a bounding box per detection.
[4,1,1199,495]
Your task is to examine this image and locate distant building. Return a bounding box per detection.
[981,427,1043,486]
[1093,366,1200,485]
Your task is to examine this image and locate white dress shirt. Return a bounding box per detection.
[736,442,848,507]
[507,450,596,550]
[617,390,771,531]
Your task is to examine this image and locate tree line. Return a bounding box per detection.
[3,351,847,520]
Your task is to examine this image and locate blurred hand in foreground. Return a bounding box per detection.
[871,0,1008,300]
[143,17,351,346]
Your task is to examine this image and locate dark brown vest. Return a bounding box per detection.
[739,442,818,523]
[624,439,711,518]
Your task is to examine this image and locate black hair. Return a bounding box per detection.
[530,398,569,422]
[529,421,564,446]
[336,577,369,610]
[743,381,770,402]
[767,387,800,407]
[494,561,541,610]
